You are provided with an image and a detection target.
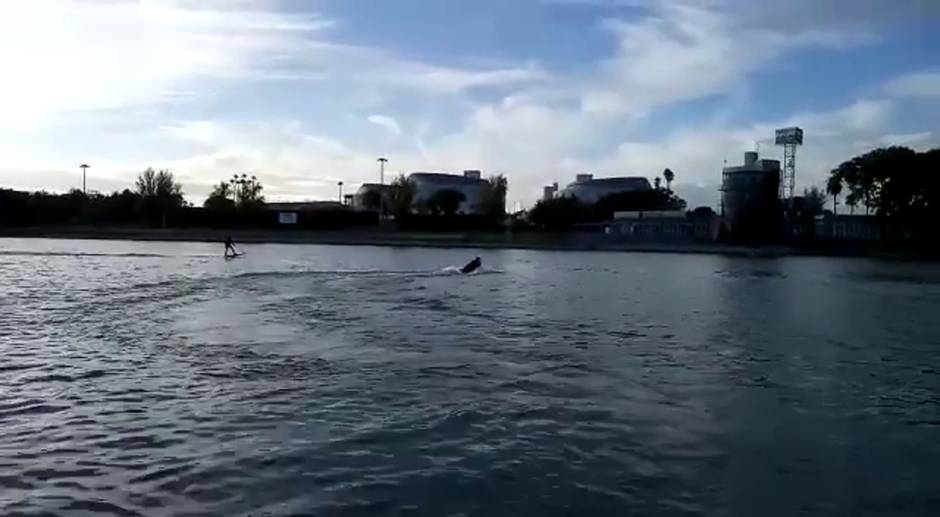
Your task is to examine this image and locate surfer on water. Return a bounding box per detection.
[461,256,482,274]
[224,236,239,258]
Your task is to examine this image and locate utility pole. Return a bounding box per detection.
[338,181,344,203]
[80,164,90,194]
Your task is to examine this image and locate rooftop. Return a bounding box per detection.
[408,172,488,185]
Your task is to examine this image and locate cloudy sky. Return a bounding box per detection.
[1,0,938,209]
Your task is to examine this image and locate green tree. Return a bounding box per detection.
[663,168,675,192]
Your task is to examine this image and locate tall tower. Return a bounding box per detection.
[775,127,803,200]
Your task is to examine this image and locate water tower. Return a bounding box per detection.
[775,127,803,200]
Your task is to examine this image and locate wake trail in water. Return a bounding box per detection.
[0,251,221,259]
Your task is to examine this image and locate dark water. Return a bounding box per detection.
[1,238,939,516]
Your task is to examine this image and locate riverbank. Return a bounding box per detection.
[0,226,930,260]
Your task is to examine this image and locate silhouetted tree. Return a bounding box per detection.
[828,146,919,218]
[361,189,383,212]
[428,189,466,216]
[136,168,183,227]
[481,174,508,220]
[529,195,593,229]
[528,187,688,230]
[594,189,686,218]
[389,174,416,219]
[204,182,236,212]
[230,174,264,210]
[827,145,940,240]
[689,206,716,219]
[826,175,843,215]
[802,186,827,216]
[663,168,675,192]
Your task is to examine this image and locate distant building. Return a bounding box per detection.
[559,174,652,204]
[542,182,559,202]
[408,170,491,215]
[266,201,348,224]
[265,201,374,228]
[721,152,781,240]
[606,210,720,243]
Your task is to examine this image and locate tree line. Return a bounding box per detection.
[1,168,186,227]
[0,168,270,228]
[825,146,939,233]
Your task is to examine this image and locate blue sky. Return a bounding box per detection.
[1,0,939,209]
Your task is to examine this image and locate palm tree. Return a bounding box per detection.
[663,168,675,192]
[826,175,843,215]
[654,177,662,190]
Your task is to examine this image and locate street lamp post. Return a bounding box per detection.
[377,157,387,185]
[377,157,388,220]
[338,181,344,203]
[79,164,90,194]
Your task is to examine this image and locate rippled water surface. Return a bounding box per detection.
[2,238,939,516]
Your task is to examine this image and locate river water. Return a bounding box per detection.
[1,238,938,516]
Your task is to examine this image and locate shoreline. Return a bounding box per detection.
[0,226,930,260]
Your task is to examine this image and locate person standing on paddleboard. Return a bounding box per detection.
[224,236,238,258]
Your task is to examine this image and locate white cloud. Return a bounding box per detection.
[160,121,221,144]
[578,2,871,116]
[879,131,933,146]
[366,115,402,136]
[885,71,940,98]
[0,0,547,131]
[0,0,332,129]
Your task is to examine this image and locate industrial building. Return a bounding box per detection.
[557,174,652,204]
[721,151,782,240]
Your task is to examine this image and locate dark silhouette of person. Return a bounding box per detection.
[224,236,238,257]
[461,256,482,274]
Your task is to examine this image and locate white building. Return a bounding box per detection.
[408,170,490,215]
